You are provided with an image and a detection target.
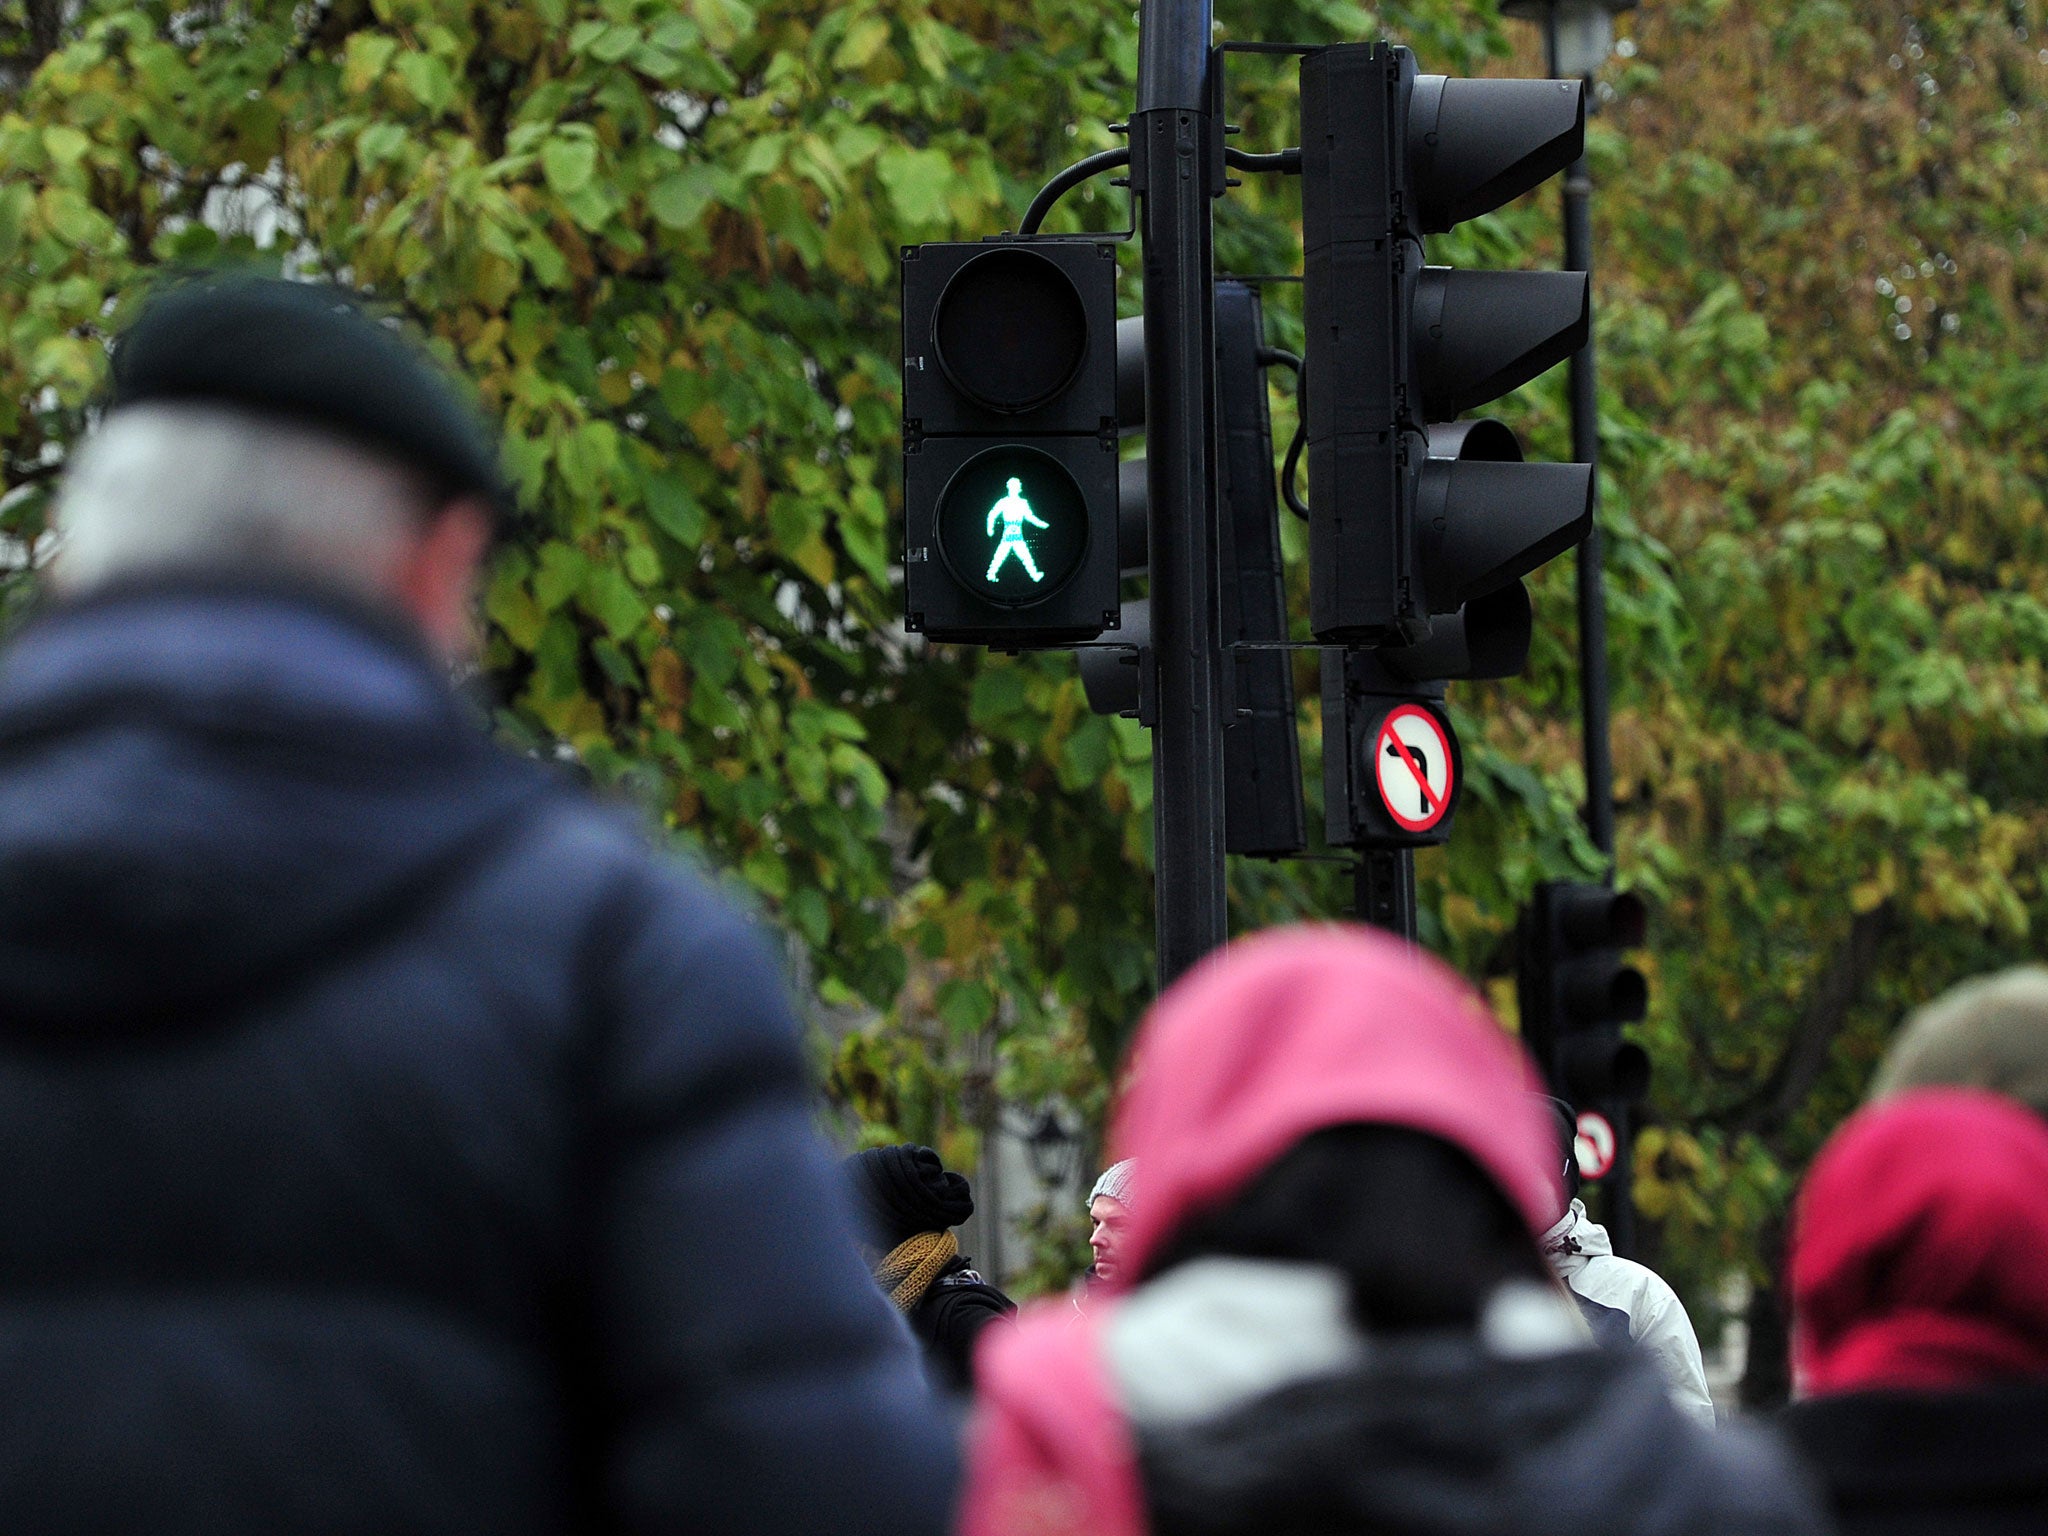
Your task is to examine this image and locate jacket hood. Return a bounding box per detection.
[962,925,1560,1536]
[0,581,553,1033]
[1540,1199,1613,1275]
[1107,924,1556,1292]
[1792,1086,2048,1396]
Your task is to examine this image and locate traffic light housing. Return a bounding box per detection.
[1299,42,1593,646]
[901,240,1122,645]
[1518,880,1651,1106]
[1077,284,1306,857]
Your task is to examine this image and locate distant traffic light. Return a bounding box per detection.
[1298,42,1593,646]
[1078,283,1305,857]
[901,240,1122,645]
[1518,879,1651,1106]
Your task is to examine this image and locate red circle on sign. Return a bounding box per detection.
[1373,704,1455,832]
[1575,1110,1617,1180]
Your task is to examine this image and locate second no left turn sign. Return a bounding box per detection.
[1374,703,1456,833]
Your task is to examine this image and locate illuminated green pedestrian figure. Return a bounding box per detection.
[984,477,1048,585]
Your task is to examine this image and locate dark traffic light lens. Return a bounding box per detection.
[933,249,1090,413]
[934,445,1090,606]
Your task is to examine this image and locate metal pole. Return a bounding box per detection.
[1545,10,1628,1258]
[1545,17,1615,866]
[1354,848,1417,943]
[1136,0,1227,990]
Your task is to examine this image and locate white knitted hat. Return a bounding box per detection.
[1088,1157,1138,1210]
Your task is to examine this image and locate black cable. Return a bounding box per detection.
[1019,147,1130,235]
[1019,144,1298,235]
[1224,146,1302,174]
[1258,349,1309,521]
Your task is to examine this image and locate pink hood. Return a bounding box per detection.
[960,924,1556,1536]
[1792,1087,2048,1396]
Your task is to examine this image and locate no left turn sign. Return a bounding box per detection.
[1575,1110,1617,1181]
[1373,703,1456,833]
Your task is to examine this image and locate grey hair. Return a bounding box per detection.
[50,402,442,596]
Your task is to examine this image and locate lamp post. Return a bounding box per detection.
[1503,0,1638,1256]
[1501,0,1635,865]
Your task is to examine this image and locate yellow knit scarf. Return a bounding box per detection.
[874,1230,959,1313]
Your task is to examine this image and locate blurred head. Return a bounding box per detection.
[1086,1157,1138,1281]
[843,1144,974,1256]
[1791,1087,2048,1397]
[53,405,489,658]
[1871,965,2048,1119]
[1541,1095,1582,1223]
[52,276,505,658]
[1099,924,1556,1327]
[1088,1195,1132,1282]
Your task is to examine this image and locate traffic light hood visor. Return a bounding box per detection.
[1098,924,1558,1295]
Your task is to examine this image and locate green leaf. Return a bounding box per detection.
[590,25,640,63]
[534,543,589,612]
[342,33,400,96]
[876,146,954,226]
[831,15,892,69]
[42,126,90,167]
[541,136,598,196]
[648,165,722,230]
[395,52,454,113]
[643,473,707,546]
[356,122,407,167]
[584,566,649,641]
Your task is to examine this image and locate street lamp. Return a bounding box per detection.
[1501,0,1637,82]
[1012,1106,1081,1188]
[1500,0,1638,1255]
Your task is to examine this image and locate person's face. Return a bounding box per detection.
[1089,1195,1131,1282]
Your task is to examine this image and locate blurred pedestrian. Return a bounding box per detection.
[1779,1088,2048,1535]
[1087,1157,1138,1285]
[846,1143,1014,1390]
[960,926,1823,1536]
[0,276,956,1536]
[1538,1097,1717,1426]
[1869,963,2048,1116]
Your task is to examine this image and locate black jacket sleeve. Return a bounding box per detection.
[915,1267,1017,1391]
[584,862,959,1536]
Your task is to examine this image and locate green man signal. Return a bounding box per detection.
[901,240,1119,644]
[985,477,1049,585]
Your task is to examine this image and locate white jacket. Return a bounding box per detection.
[1542,1199,1718,1428]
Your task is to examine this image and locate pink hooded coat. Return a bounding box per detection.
[958,924,1557,1536]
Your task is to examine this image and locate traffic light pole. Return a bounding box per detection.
[1354,848,1418,943]
[1543,13,1629,1252]
[1135,0,1228,990]
[1564,159,1614,865]
[1543,16,1615,867]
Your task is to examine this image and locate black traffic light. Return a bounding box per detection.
[1299,42,1593,645]
[1517,879,1651,1105]
[1078,283,1306,857]
[901,240,1122,645]
[1320,422,1537,848]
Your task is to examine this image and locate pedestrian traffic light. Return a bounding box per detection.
[1298,42,1594,645]
[1517,879,1651,1105]
[901,240,1122,645]
[1077,284,1305,857]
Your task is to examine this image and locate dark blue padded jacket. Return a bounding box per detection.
[0,580,958,1536]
